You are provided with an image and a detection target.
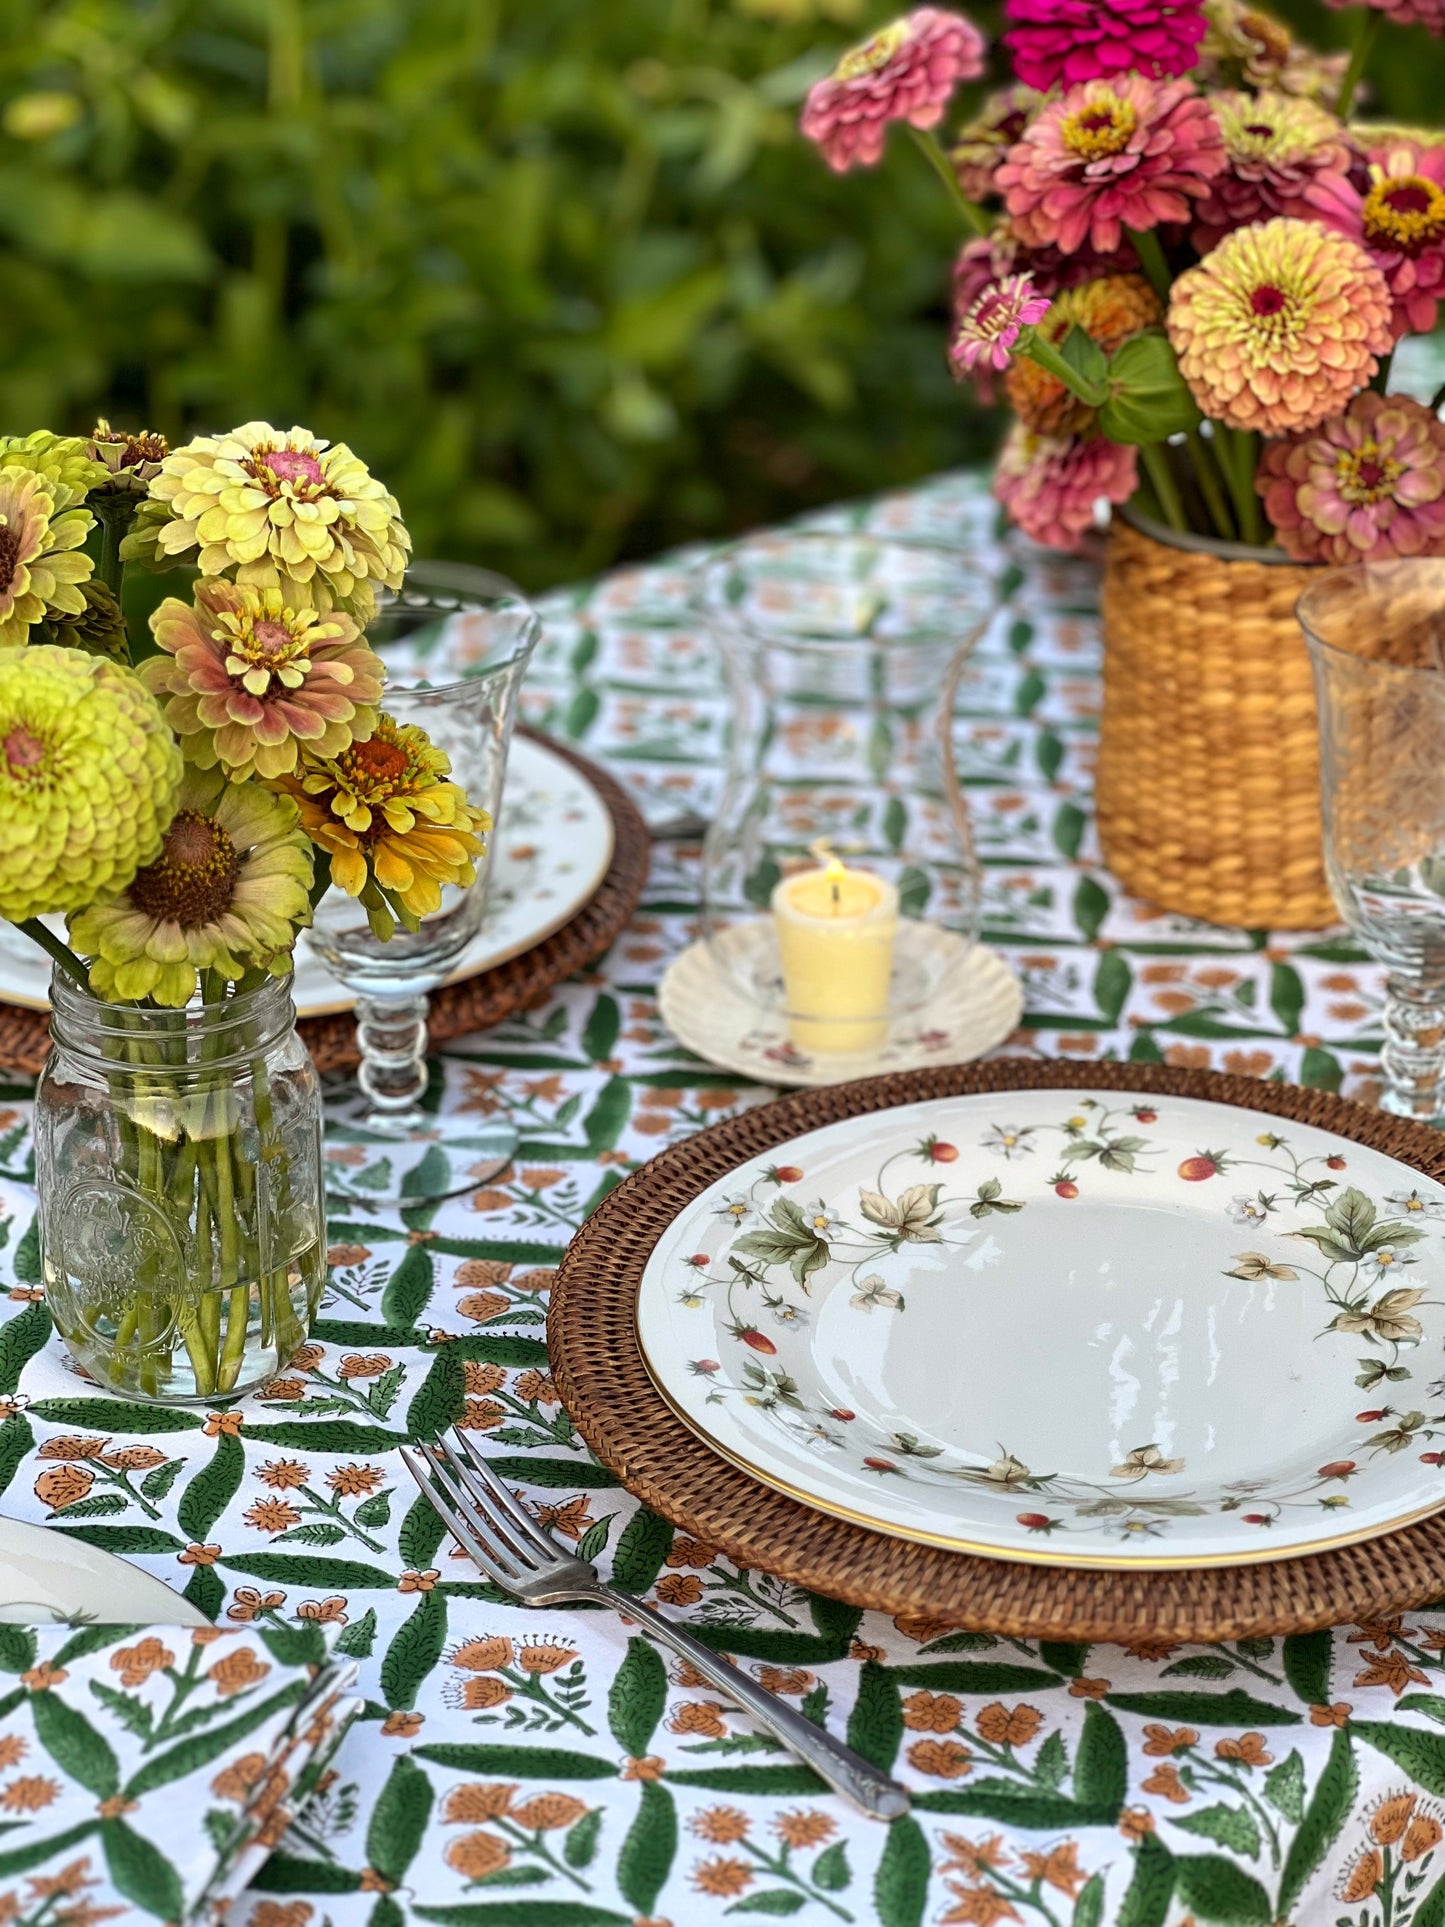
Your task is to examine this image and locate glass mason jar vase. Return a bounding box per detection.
[695,531,994,1061]
[35,972,324,1403]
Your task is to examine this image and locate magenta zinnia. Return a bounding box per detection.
[1308,141,1445,338]
[144,579,385,783]
[800,9,986,173]
[1192,90,1352,249]
[992,426,1138,553]
[1257,393,1445,565]
[950,274,1051,377]
[1167,218,1393,436]
[1004,0,1208,92]
[997,75,1225,256]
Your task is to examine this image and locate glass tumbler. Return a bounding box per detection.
[694,531,994,1064]
[1299,558,1445,1122]
[308,563,541,1202]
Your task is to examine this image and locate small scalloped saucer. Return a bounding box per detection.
[658,923,1023,1087]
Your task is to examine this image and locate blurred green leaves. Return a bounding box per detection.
[0,0,989,587]
[0,0,1419,588]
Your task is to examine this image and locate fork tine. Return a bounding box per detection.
[426,1440,545,1575]
[400,1445,525,1586]
[433,1441,551,1572]
[446,1429,564,1558]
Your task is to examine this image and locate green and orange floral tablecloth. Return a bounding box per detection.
[1,471,1442,1927]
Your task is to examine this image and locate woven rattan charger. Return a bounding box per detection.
[0,731,650,1077]
[552,1059,1445,1643]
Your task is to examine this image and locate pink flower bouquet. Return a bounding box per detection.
[799,1,1445,561]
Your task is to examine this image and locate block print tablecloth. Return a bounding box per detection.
[1,472,1443,1927]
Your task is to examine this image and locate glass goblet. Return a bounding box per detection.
[307,564,541,1203]
[1299,558,1445,1122]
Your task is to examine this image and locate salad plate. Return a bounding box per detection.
[0,733,614,1020]
[639,1087,1445,1569]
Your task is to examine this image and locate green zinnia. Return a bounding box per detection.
[0,645,183,924]
[0,431,107,503]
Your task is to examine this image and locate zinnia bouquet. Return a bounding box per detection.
[0,422,489,1398]
[800,1,1445,562]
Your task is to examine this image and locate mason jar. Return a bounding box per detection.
[35,970,324,1403]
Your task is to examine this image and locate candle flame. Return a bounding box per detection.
[823,858,847,885]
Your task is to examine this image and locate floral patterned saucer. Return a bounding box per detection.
[638,1089,1445,1568]
[0,735,614,1019]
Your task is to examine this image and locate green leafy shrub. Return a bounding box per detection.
[0,0,1427,588]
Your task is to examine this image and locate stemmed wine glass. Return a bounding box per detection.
[307,562,540,1203]
[1299,559,1445,1122]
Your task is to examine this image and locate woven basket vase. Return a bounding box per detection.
[1098,509,1334,929]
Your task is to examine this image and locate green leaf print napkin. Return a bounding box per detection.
[0,1622,359,1924]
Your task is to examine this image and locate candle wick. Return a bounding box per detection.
[831,881,841,911]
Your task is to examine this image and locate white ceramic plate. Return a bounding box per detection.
[659,927,1022,1087]
[639,1089,1445,1568]
[0,735,614,1020]
[0,1516,209,1624]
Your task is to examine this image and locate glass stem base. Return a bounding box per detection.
[328,994,516,1204]
[1380,974,1445,1122]
[356,995,430,1114]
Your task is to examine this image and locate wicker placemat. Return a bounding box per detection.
[0,732,650,1078]
[551,1060,1445,1642]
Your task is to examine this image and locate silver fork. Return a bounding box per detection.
[401,1431,909,1820]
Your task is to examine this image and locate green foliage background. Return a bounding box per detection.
[0,0,1436,588]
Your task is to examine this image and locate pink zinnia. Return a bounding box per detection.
[951,274,1051,375]
[993,425,1139,552]
[996,74,1226,256]
[1257,392,1445,565]
[1192,89,1352,250]
[1004,0,1208,92]
[1307,141,1445,337]
[1321,0,1445,32]
[800,9,987,174]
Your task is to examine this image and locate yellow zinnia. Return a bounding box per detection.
[283,715,489,933]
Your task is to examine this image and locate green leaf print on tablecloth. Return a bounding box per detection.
[0,474,1440,1927]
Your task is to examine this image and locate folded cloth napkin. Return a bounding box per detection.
[0,1622,360,1926]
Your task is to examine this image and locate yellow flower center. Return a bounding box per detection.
[130,810,238,927]
[1061,98,1137,162]
[835,21,908,79]
[1363,173,1445,254]
[1335,438,1404,505]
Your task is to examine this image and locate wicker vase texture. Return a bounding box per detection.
[1098,513,1334,930]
